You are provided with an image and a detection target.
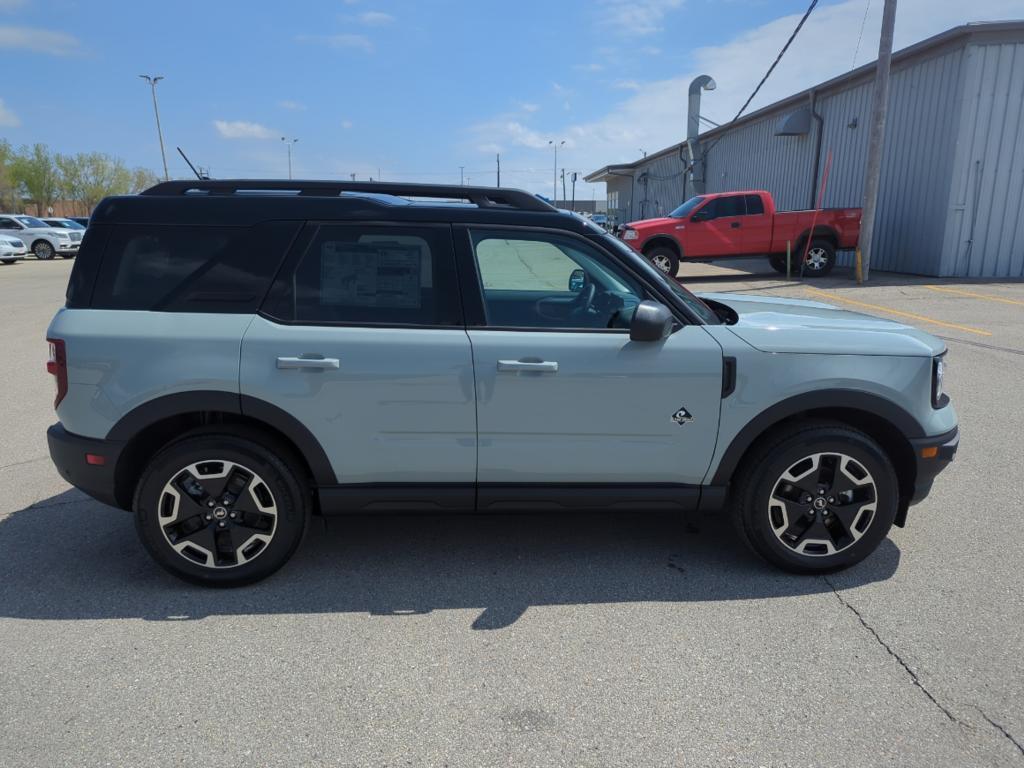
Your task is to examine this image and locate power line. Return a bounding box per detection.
[704,0,819,158]
[851,0,872,69]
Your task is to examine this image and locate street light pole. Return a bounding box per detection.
[280,137,298,180]
[139,75,169,181]
[548,139,564,203]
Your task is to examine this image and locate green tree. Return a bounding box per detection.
[10,144,60,216]
[0,139,16,210]
[129,166,161,194]
[55,152,87,215]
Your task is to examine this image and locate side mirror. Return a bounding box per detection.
[568,268,586,293]
[629,300,674,342]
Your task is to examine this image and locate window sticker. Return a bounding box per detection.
[319,242,422,308]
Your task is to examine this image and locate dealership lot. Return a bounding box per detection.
[1,259,1022,766]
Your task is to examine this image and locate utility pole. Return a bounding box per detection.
[280,137,298,180]
[548,139,564,202]
[139,75,169,181]
[561,168,567,205]
[571,172,577,212]
[459,166,465,185]
[858,0,897,283]
[496,153,501,186]
[350,173,356,181]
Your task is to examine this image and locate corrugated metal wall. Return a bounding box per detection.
[943,40,1024,277]
[600,31,1023,276]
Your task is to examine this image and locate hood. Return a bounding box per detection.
[626,217,675,230]
[698,292,946,357]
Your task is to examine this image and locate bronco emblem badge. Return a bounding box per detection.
[671,407,693,426]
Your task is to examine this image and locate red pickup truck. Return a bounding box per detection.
[619,190,861,278]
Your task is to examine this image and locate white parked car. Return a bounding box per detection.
[0,234,27,264]
[0,214,80,260]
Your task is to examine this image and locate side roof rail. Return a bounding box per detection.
[139,179,556,212]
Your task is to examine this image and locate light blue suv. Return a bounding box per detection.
[45,180,958,586]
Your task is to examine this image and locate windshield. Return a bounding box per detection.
[46,219,85,229]
[598,233,719,325]
[16,216,48,228]
[668,196,705,219]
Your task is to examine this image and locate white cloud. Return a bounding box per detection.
[278,99,306,111]
[0,97,19,127]
[599,0,683,36]
[574,62,604,73]
[0,25,80,55]
[359,11,394,25]
[516,101,540,113]
[214,120,277,139]
[611,79,642,90]
[341,119,354,129]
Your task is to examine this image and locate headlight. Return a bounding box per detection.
[623,228,638,241]
[56,233,71,240]
[932,354,947,408]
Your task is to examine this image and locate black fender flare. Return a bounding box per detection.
[106,391,336,484]
[795,225,840,250]
[710,390,924,486]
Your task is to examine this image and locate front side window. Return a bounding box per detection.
[267,224,461,326]
[470,230,643,330]
[669,196,705,218]
[699,195,745,219]
[16,216,47,228]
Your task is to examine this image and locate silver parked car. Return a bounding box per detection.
[0,214,80,259]
[0,234,28,264]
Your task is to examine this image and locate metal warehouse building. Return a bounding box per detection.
[586,21,1024,277]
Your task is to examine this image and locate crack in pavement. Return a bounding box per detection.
[823,575,962,725]
[0,455,48,471]
[978,709,1024,757]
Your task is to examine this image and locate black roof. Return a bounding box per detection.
[91,179,591,231]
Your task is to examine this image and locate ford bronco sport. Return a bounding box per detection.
[46,180,958,586]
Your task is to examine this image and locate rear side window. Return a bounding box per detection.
[745,194,765,215]
[264,224,461,326]
[90,222,299,312]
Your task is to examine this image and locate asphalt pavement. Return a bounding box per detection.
[1,257,1022,767]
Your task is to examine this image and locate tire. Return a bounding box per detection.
[768,254,788,274]
[645,246,679,277]
[1,259,16,265]
[801,239,836,277]
[731,421,898,573]
[60,253,75,259]
[32,240,55,260]
[133,433,309,586]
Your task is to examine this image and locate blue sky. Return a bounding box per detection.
[0,0,1019,199]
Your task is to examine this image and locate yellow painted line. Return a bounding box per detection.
[923,284,1024,307]
[804,288,992,337]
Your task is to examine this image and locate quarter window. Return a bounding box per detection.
[469,230,644,330]
[267,225,461,326]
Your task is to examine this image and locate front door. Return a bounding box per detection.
[241,223,477,498]
[460,227,723,500]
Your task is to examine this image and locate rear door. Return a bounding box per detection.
[459,226,723,504]
[241,222,476,498]
[741,193,774,254]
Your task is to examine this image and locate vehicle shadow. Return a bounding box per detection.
[0,490,900,629]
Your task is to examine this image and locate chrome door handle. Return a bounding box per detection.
[276,356,340,370]
[497,359,559,373]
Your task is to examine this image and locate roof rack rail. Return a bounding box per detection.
[139,179,556,212]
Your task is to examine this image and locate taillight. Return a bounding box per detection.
[47,338,68,409]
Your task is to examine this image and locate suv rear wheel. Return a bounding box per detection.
[133,433,309,586]
[731,421,898,573]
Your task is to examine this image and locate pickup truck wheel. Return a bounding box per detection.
[731,421,898,573]
[133,434,309,587]
[645,246,679,277]
[32,240,55,260]
[802,239,836,277]
[768,254,788,274]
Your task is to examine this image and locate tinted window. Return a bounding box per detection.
[470,230,643,330]
[701,195,745,219]
[745,195,765,215]
[91,222,299,312]
[0,218,18,228]
[16,216,47,228]
[266,224,461,326]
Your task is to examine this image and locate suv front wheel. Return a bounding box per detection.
[134,433,309,586]
[732,422,898,573]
